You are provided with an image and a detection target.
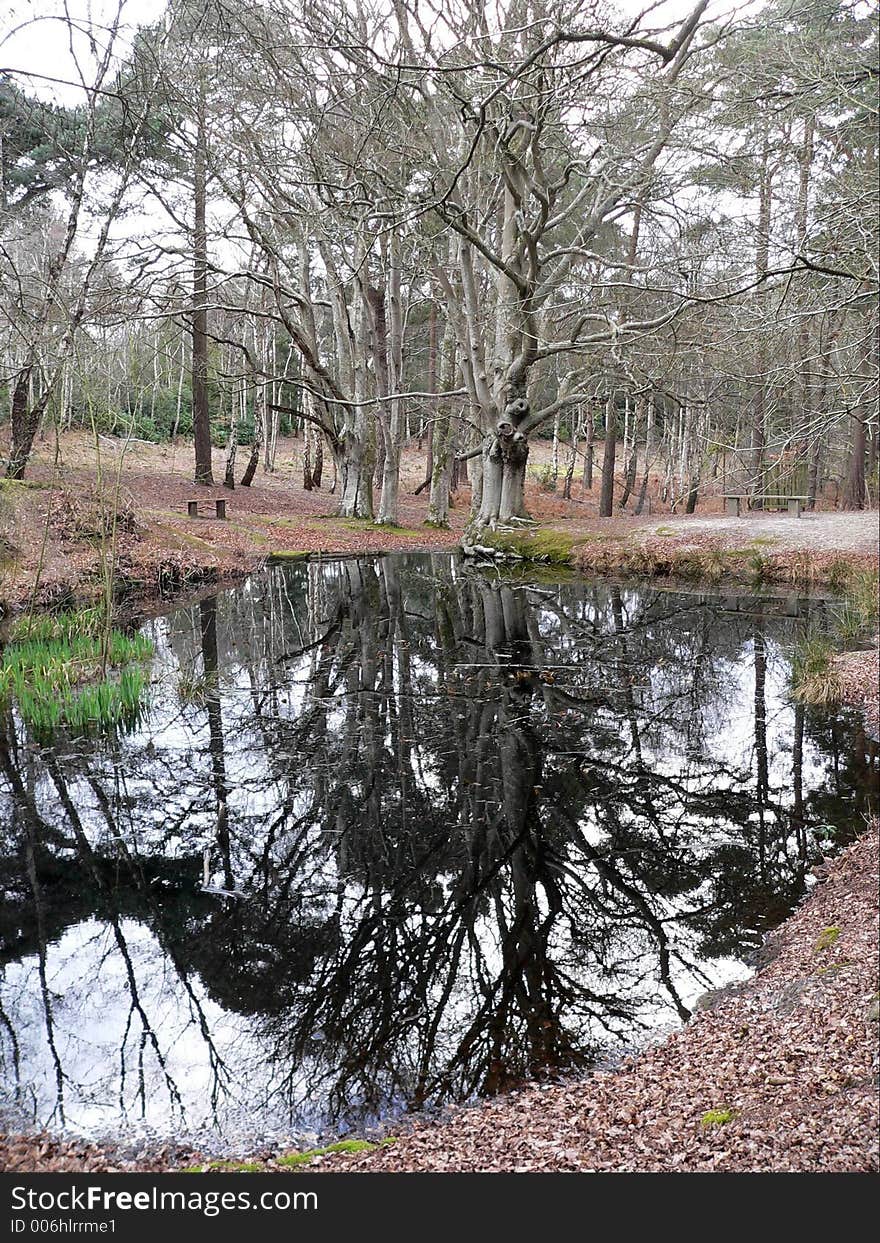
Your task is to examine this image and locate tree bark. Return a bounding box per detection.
[6,363,50,481]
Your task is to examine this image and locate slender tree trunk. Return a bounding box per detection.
[619,394,641,510]
[223,377,239,489]
[582,409,594,492]
[562,413,580,501]
[428,318,457,526]
[192,89,213,485]
[749,124,772,508]
[302,422,313,490]
[311,433,323,488]
[598,394,616,517]
[378,234,404,525]
[634,393,655,515]
[240,336,263,488]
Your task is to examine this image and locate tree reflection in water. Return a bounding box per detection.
[0,553,876,1146]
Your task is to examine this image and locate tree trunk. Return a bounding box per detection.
[749,124,772,509]
[634,393,655,515]
[582,410,594,492]
[598,394,616,517]
[427,316,456,526]
[842,412,866,510]
[6,364,49,481]
[337,439,374,517]
[311,433,323,488]
[192,90,213,486]
[562,413,580,500]
[475,397,530,528]
[223,384,239,490]
[302,424,313,490]
[377,235,404,525]
[619,394,641,510]
[240,343,263,488]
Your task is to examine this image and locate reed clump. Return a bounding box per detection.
[790,568,878,707]
[832,568,879,644]
[790,636,842,706]
[0,607,153,736]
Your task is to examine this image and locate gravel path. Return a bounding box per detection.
[640,511,879,555]
[530,506,879,558]
[553,508,880,559]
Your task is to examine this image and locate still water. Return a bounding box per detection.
[0,553,875,1151]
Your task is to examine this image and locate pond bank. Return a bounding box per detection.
[297,820,880,1174]
[3,821,876,1174]
[2,439,876,617]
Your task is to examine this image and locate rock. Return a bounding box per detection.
[867,995,879,1023]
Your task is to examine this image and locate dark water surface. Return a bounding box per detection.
[0,553,876,1152]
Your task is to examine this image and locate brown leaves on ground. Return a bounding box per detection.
[835,647,880,731]
[0,435,464,612]
[0,1134,193,1174]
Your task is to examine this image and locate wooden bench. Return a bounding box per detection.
[187,499,227,519]
[722,494,807,518]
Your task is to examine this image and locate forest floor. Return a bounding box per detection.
[2,820,877,1174]
[0,431,877,618]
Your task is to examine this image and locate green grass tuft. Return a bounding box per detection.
[832,569,879,643]
[700,1109,735,1127]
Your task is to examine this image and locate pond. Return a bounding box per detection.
[0,552,876,1154]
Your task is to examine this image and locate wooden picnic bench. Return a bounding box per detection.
[721,494,807,518]
[187,498,227,520]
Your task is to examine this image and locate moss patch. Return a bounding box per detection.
[266,550,310,562]
[182,1160,265,1173]
[814,925,841,952]
[483,528,581,565]
[700,1109,736,1128]
[276,1138,388,1168]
